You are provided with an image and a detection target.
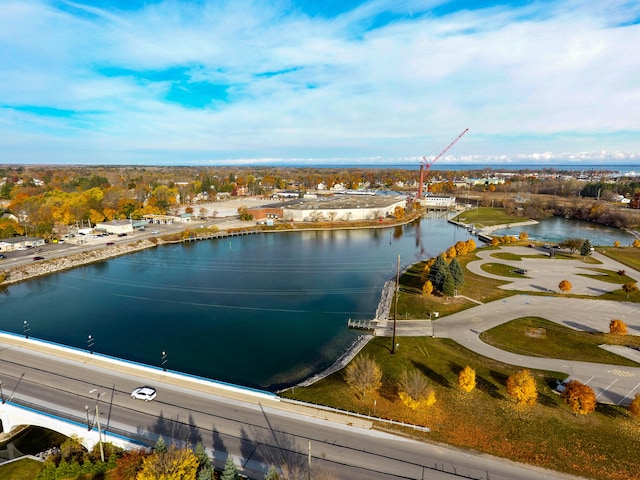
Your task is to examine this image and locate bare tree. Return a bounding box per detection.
[344,355,382,397]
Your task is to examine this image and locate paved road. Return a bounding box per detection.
[379,247,640,405]
[0,335,586,480]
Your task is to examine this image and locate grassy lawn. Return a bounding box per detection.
[480,317,640,367]
[578,268,637,285]
[599,246,640,272]
[283,336,640,480]
[480,262,528,278]
[396,251,512,319]
[453,207,527,228]
[0,458,43,479]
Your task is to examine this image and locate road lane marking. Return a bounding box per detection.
[610,370,636,378]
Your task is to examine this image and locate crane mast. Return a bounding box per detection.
[418,128,469,198]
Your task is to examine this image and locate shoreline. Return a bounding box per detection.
[280,279,396,392]
[0,210,427,287]
[0,240,157,286]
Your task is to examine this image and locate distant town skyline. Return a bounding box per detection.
[1,0,639,166]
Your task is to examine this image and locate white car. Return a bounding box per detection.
[152,230,159,235]
[131,386,157,401]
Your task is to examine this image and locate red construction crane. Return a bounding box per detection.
[418,128,469,198]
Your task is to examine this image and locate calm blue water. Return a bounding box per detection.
[0,214,632,390]
[0,213,469,390]
[492,217,635,246]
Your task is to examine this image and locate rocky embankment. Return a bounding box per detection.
[0,240,156,286]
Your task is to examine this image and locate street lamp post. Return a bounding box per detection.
[0,381,4,404]
[87,335,94,354]
[85,405,90,431]
[23,320,30,339]
[162,351,167,371]
[89,389,105,462]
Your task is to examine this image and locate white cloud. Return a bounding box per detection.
[0,0,639,165]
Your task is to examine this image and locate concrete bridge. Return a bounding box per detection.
[0,401,143,453]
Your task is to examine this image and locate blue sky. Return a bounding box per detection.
[1,0,639,166]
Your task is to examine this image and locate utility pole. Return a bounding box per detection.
[308,440,312,480]
[392,254,399,354]
[90,389,105,462]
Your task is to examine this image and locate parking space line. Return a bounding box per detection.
[617,381,640,406]
[583,376,594,386]
[596,379,618,399]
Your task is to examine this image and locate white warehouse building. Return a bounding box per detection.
[282,195,407,222]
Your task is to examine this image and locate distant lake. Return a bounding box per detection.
[0,213,472,390]
[492,217,635,246]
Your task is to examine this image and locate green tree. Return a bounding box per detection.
[195,442,213,480]
[264,465,281,480]
[580,239,592,256]
[154,436,167,454]
[441,270,456,296]
[429,254,447,291]
[447,258,464,287]
[561,238,583,254]
[221,457,239,480]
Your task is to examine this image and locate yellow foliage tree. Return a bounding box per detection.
[491,237,499,246]
[629,393,640,417]
[506,369,538,406]
[345,355,382,398]
[562,380,596,415]
[393,206,405,219]
[422,280,433,295]
[458,365,476,393]
[454,240,469,256]
[634,239,640,248]
[398,369,436,410]
[446,246,457,259]
[609,319,628,335]
[519,231,529,240]
[622,282,638,299]
[614,241,620,248]
[466,239,476,252]
[558,280,572,294]
[136,446,199,480]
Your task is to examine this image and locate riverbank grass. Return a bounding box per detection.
[283,335,640,480]
[0,458,43,479]
[453,207,528,228]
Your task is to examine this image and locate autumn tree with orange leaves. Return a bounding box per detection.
[629,393,640,418]
[562,380,597,415]
[609,319,628,335]
[506,369,538,406]
[558,280,572,294]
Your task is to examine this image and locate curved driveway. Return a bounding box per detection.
[389,247,640,405]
